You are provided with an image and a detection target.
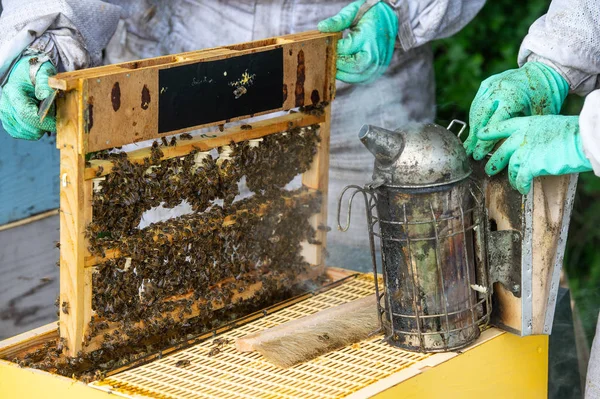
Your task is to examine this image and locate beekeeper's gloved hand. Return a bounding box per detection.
[0,55,57,140]
[318,0,398,84]
[465,62,569,160]
[478,115,592,194]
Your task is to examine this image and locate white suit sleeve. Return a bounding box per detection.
[518,0,600,96]
[390,0,485,52]
[0,0,122,80]
[579,90,600,177]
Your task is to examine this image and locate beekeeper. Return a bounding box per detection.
[464,0,599,195]
[0,0,485,270]
[463,0,600,396]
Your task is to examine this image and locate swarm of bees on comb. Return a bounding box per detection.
[13,119,327,381]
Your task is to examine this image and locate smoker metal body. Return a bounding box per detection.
[338,121,491,352]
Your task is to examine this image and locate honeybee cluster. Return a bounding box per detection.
[85,125,323,349]
[13,285,301,381]
[90,189,321,322]
[11,124,326,381]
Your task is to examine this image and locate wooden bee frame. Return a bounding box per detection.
[49,31,339,356]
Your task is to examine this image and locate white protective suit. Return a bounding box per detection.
[517,0,600,397]
[518,0,600,177]
[0,0,486,270]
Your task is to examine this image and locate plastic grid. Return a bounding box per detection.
[92,275,430,399]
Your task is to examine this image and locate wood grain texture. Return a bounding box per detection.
[0,322,57,360]
[0,129,59,225]
[300,106,331,268]
[49,32,340,153]
[0,215,59,340]
[56,89,92,356]
[484,169,575,336]
[0,210,58,232]
[483,171,523,333]
[531,175,572,334]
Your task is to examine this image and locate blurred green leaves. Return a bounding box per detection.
[432,0,600,343]
[432,1,548,126]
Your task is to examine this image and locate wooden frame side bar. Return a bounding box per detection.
[56,89,93,357]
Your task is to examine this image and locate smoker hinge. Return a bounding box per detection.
[488,230,522,297]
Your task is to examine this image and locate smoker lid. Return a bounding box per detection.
[359,122,472,188]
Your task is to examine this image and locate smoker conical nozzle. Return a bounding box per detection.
[358,124,404,165]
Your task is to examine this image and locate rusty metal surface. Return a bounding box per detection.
[488,230,522,297]
[338,179,491,353]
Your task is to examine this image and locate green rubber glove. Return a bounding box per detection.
[0,56,57,140]
[318,0,398,84]
[465,62,569,160]
[478,115,592,194]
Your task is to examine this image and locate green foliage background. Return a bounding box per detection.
[431,1,600,343]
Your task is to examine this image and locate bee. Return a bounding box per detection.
[94,369,107,381]
[211,338,231,347]
[161,136,169,147]
[240,124,252,130]
[61,301,69,315]
[170,136,177,146]
[207,347,221,357]
[54,241,61,249]
[233,86,247,99]
[175,359,191,367]
[95,165,104,177]
[180,133,193,140]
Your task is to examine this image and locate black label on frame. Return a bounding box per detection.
[158,48,284,133]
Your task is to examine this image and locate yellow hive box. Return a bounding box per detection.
[0,273,547,399]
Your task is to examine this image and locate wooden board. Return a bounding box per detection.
[56,89,94,356]
[479,161,577,336]
[49,31,339,153]
[0,215,59,340]
[0,129,59,226]
[483,170,524,333]
[301,105,331,268]
[531,174,577,334]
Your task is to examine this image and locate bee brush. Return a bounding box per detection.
[236,294,379,368]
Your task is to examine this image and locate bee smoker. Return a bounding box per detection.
[338,120,491,352]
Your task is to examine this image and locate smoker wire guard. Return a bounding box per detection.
[337,123,493,353]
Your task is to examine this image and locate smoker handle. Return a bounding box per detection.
[337,184,385,331]
[447,120,467,139]
[337,185,370,232]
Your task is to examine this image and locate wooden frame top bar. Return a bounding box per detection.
[49,31,339,153]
